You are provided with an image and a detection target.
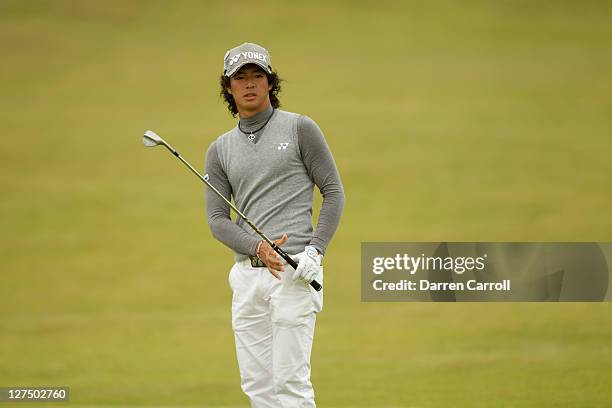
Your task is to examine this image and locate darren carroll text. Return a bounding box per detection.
[372,279,511,291]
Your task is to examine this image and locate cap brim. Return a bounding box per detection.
[225,60,272,77]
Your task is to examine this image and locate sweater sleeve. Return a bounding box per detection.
[205,141,260,256]
[297,115,345,255]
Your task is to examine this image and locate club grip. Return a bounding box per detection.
[272,244,322,291]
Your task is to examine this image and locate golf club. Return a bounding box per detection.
[142,130,322,291]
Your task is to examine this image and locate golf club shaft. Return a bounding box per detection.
[160,142,322,291]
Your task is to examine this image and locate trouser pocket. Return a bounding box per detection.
[310,267,323,314]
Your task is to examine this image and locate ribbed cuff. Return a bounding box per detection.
[248,237,261,256]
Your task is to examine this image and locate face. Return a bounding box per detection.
[228,64,272,117]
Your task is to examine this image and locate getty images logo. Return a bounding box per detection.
[278,143,289,150]
[372,253,488,275]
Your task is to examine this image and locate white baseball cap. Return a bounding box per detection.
[223,42,272,77]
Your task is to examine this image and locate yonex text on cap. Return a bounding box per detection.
[223,42,272,77]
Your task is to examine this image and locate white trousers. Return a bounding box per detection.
[228,252,323,408]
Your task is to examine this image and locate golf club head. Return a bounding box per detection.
[142,130,164,147]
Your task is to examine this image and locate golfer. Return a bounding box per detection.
[205,42,345,407]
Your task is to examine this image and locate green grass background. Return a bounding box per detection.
[1,0,611,406]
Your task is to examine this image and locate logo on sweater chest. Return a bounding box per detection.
[277,142,290,150]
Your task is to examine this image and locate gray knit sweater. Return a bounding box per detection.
[205,106,344,261]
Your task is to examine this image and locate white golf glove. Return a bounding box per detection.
[293,246,322,284]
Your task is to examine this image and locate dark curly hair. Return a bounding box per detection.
[219,69,283,117]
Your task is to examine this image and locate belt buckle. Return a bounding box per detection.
[250,256,267,268]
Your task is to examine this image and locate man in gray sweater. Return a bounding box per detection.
[205,42,345,407]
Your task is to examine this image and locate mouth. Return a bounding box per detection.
[244,93,257,99]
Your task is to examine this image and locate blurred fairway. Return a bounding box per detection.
[1,0,611,407]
